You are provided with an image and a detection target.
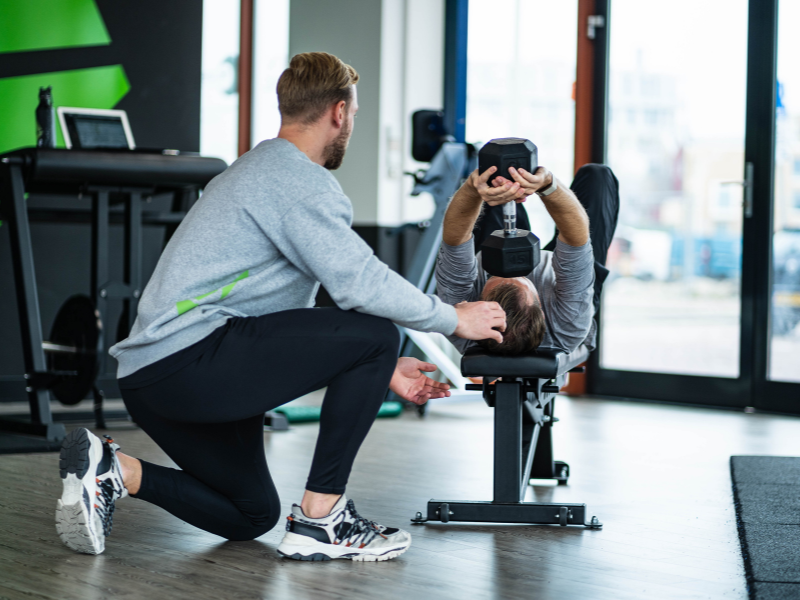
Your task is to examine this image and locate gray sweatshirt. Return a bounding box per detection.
[435,237,596,355]
[110,138,458,378]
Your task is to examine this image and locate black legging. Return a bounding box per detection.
[119,308,399,541]
[474,163,620,313]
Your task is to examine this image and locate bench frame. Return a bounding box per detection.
[412,350,602,529]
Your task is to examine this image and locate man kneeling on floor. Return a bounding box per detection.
[436,159,620,356]
[55,52,506,562]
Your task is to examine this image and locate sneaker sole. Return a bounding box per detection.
[277,541,410,562]
[56,428,104,555]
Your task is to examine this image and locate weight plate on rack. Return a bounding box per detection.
[48,294,103,405]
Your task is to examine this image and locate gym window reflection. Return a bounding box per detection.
[466,0,578,242]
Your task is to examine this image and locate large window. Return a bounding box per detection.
[466,0,577,240]
[200,0,289,166]
[601,0,748,378]
[200,0,240,165]
[252,0,289,147]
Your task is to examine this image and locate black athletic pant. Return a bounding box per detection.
[474,164,620,313]
[119,309,399,541]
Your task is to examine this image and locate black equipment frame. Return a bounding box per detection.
[412,348,602,529]
[0,148,225,443]
[2,158,64,442]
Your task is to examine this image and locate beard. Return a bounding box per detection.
[322,119,352,170]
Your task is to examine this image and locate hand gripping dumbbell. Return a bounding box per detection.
[478,138,541,277]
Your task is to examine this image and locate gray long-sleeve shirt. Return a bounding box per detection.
[435,236,596,354]
[110,138,457,378]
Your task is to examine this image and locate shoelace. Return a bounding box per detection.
[93,437,125,537]
[94,478,120,536]
[332,500,385,548]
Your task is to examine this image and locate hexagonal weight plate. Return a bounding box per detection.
[482,229,541,278]
[478,138,538,186]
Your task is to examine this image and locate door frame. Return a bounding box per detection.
[749,0,800,412]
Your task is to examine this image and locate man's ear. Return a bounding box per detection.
[332,100,347,128]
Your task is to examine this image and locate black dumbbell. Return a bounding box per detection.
[478,138,541,278]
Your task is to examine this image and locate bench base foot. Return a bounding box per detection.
[411,500,602,528]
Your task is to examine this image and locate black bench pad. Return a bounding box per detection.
[461,345,590,379]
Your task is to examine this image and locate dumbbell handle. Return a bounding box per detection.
[503,202,517,236]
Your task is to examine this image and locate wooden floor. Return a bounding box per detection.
[2,394,798,600]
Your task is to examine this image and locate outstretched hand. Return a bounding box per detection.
[389,357,451,406]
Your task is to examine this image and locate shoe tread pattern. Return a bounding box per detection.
[59,428,91,479]
[278,552,332,561]
[55,501,103,555]
[278,546,407,562]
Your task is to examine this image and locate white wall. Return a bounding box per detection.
[401,0,445,224]
[289,0,445,226]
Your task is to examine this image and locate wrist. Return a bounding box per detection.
[536,171,558,197]
[463,177,482,203]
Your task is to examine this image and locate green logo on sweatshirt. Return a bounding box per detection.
[176,271,250,316]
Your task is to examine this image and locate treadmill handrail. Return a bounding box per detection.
[2,148,227,189]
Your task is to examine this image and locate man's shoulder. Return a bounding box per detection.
[249,140,339,182]
[217,139,348,207]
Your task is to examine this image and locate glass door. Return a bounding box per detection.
[590,0,799,411]
[591,0,751,406]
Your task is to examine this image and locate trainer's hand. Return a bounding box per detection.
[453,301,506,343]
[467,167,528,207]
[389,357,451,406]
[491,166,552,197]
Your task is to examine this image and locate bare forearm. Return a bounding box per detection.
[443,182,483,246]
[541,177,590,247]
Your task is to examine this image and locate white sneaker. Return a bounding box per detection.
[277,496,411,562]
[55,428,128,554]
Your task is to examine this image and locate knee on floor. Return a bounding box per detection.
[224,512,281,542]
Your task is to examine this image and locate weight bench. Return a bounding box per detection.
[412,344,602,529]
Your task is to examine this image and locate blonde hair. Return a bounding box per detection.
[277,52,360,125]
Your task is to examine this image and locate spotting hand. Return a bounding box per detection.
[453,301,506,343]
[390,357,452,406]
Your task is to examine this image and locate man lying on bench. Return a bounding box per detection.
[436,162,619,355]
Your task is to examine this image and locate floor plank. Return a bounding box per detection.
[2,394,797,599]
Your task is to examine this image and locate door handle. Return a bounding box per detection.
[721,161,754,218]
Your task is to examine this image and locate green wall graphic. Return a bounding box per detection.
[0,0,130,154]
[0,0,110,54]
[0,66,130,154]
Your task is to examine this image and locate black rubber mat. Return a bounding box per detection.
[731,456,800,599]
